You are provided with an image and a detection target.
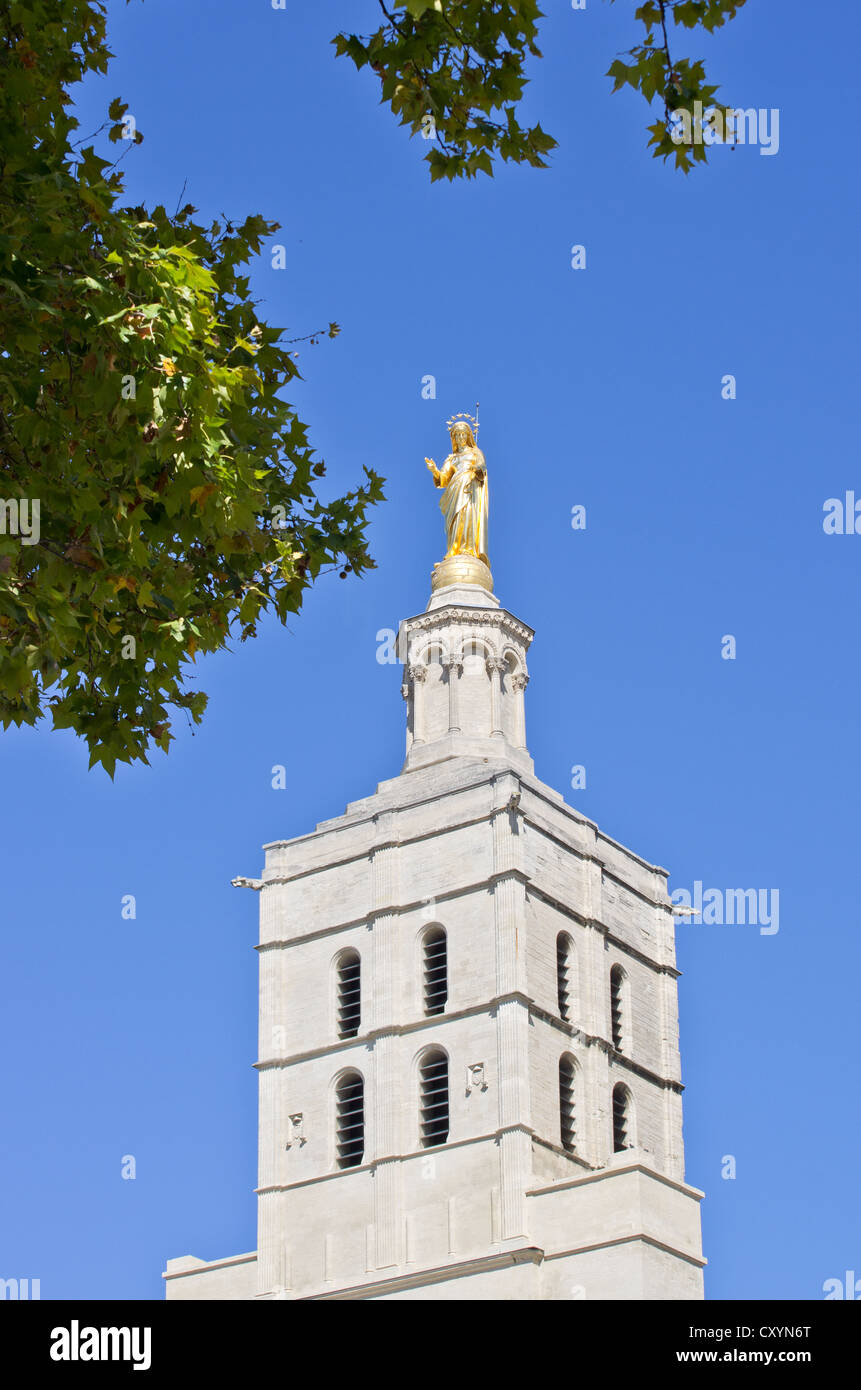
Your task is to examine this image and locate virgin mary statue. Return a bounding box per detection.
[425,419,489,565]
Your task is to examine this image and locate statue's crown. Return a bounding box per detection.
[446,406,480,438]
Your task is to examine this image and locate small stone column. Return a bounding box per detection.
[512,672,529,749]
[400,675,411,753]
[486,656,506,739]
[443,656,462,734]
[407,663,427,745]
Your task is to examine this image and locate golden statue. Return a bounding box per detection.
[425,414,491,591]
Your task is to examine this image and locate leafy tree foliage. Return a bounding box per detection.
[334,0,555,182]
[608,0,749,172]
[0,1,383,775]
[335,0,747,178]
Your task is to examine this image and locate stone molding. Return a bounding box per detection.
[261,764,669,881]
[539,1233,706,1272]
[254,990,683,1095]
[301,1245,544,1301]
[402,605,534,647]
[526,1159,705,1204]
[163,1251,257,1281]
[255,854,678,978]
[256,1121,578,1196]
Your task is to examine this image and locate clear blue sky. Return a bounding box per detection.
[2,0,858,1300]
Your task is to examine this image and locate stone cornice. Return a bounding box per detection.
[530,1132,595,1171]
[257,1122,558,1196]
[525,882,680,978]
[163,1251,257,1282]
[606,1044,684,1093]
[527,1000,684,1091]
[254,991,532,1071]
[254,990,682,1093]
[260,814,669,916]
[256,863,678,978]
[298,1244,545,1301]
[527,1159,705,1205]
[262,764,668,883]
[540,1232,706,1271]
[401,605,534,647]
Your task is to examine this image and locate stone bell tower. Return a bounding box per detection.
[163,424,705,1301]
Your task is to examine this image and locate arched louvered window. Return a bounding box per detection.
[610,964,626,1051]
[423,926,447,1016]
[612,1083,632,1153]
[419,1049,449,1147]
[335,1071,365,1168]
[336,950,361,1039]
[557,932,574,1022]
[559,1054,576,1153]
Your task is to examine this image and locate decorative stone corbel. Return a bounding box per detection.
[285,1113,306,1148]
[465,1062,488,1094]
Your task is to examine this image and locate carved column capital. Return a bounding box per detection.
[408,663,428,683]
[511,672,530,692]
